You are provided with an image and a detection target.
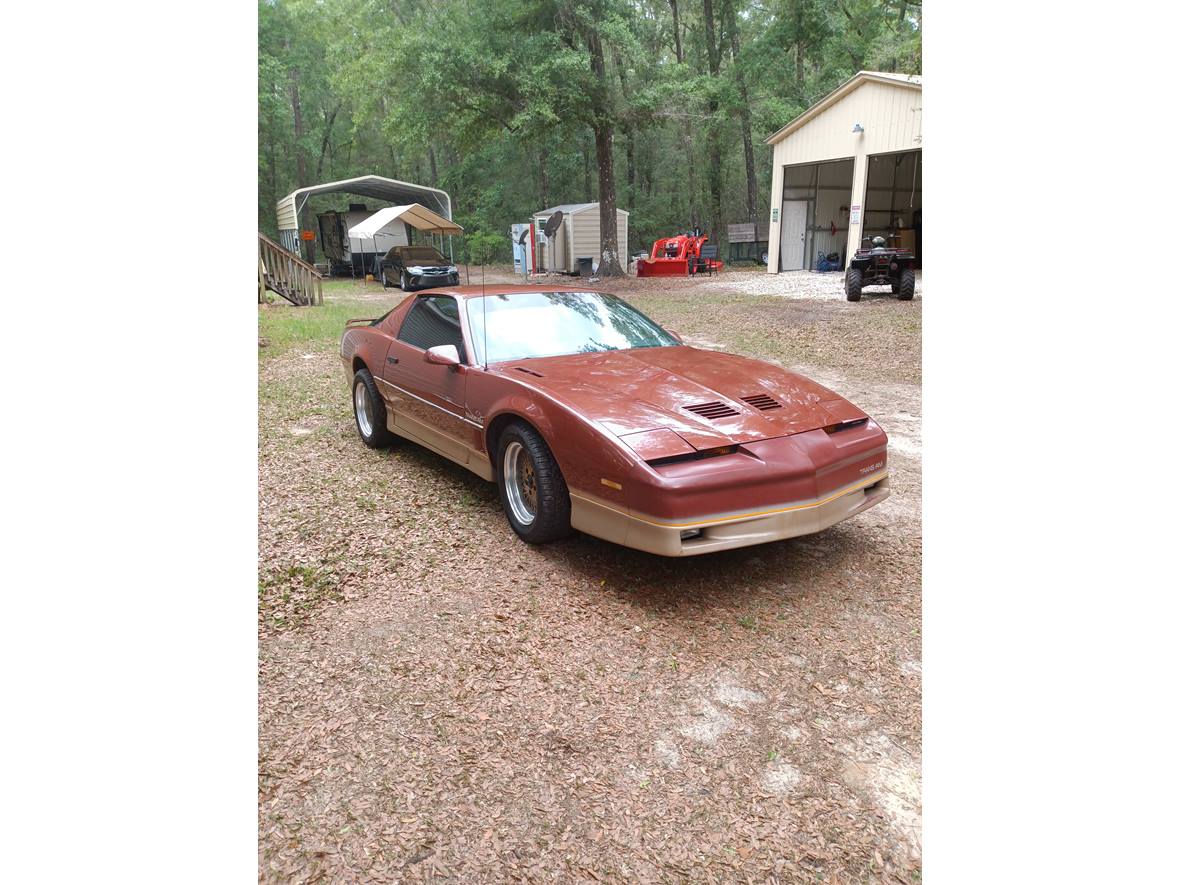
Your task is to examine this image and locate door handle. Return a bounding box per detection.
[387,356,399,364]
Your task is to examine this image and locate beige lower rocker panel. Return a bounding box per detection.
[385,414,493,482]
[570,473,891,557]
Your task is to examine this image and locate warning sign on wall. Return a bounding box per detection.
[300,230,315,241]
[771,208,779,223]
[849,206,861,225]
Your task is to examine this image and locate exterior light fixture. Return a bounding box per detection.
[852,123,864,133]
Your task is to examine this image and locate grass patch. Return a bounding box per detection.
[258,300,369,359]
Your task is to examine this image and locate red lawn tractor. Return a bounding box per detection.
[636,230,724,277]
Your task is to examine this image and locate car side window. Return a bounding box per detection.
[397,295,466,362]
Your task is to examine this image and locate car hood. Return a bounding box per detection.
[494,346,868,455]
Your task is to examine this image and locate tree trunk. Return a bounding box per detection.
[669,0,683,63]
[724,0,758,226]
[702,0,723,239]
[287,61,307,188]
[583,133,593,201]
[588,32,623,276]
[428,146,438,187]
[316,105,338,178]
[538,145,550,209]
[795,0,805,93]
[594,122,623,275]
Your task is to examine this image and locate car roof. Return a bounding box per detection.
[415,284,598,301]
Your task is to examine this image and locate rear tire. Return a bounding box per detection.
[898,267,915,301]
[845,268,863,302]
[352,368,394,448]
[380,266,391,288]
[496,422,572,545]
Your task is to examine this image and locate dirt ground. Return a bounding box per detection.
[258,266,922,883]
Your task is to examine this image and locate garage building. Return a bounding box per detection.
[532,202,629,274]
[765,71,921,273]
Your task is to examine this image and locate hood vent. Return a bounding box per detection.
[741,393,782,411]
[684,401,740,420]
[513,366,545,378]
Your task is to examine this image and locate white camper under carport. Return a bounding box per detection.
[532,203,629,274]
[346,203,465,276]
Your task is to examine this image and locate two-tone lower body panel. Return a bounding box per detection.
[570,471,890,556]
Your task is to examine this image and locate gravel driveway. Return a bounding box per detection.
[258,269,922,882]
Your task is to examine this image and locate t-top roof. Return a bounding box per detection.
[347,203,463,239]
[764,70,922,146]
[276,175,453,231]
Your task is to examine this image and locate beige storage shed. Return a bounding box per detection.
[765,71,922,273]
[533,202,629,274]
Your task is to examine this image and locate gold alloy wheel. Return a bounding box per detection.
[503,440,538,525]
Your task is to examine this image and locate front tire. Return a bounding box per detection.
[898,267,915,300]
[352,368,394,448]
[496,422,572,544]
[845,267,863,302]
[400,270,411,291]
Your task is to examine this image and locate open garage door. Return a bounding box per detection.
[862,150,922,266]
[779,158,854,271]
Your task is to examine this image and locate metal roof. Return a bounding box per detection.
[534,201,631,217]
[535,202,596,216]
[276,175,453,231]
[765,70,922,146]
[347,203,464,239]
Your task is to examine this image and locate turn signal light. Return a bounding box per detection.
[648,445,740,467]
[823,418,869,434]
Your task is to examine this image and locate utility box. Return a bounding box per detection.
[510,222,534,276]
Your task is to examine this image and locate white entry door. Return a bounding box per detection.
[780,200,807,270]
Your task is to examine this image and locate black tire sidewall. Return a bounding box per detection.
[401,270,410,291]
[495,422,572,544]
[352,368,393,448]
[846,268,862,302]
[898,268,916,301]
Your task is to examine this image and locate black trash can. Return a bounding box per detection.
[577,256,594,277]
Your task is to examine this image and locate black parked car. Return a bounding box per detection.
[380,245,460,291]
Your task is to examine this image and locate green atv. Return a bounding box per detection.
[845,236,916,302]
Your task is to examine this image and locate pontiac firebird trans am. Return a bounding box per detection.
[340,285,889,556]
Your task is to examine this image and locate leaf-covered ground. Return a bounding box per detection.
[259,270,922,883]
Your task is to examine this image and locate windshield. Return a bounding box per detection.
[465,291,679,365]
[399,247,447,263]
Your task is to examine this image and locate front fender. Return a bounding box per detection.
[477,381,638,507]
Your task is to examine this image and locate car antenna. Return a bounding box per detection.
[481,257,488,369]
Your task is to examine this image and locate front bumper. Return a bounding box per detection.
[407,271,460,290]
[570,471,890,556]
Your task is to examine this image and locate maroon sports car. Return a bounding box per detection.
[341,285,889,556]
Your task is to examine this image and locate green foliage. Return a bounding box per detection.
[464,229,506,265]
[258,0,920,252]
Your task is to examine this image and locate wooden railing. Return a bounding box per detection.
[258,232,323,306]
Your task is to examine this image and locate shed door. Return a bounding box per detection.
[780,201,807,270]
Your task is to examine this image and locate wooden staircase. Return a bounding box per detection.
[259,233,323,306]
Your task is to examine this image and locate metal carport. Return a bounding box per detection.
[276,175,454,257]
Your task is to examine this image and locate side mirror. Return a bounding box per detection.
[424,344,462,368]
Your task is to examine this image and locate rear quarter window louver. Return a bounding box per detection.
[684,401,740,420]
